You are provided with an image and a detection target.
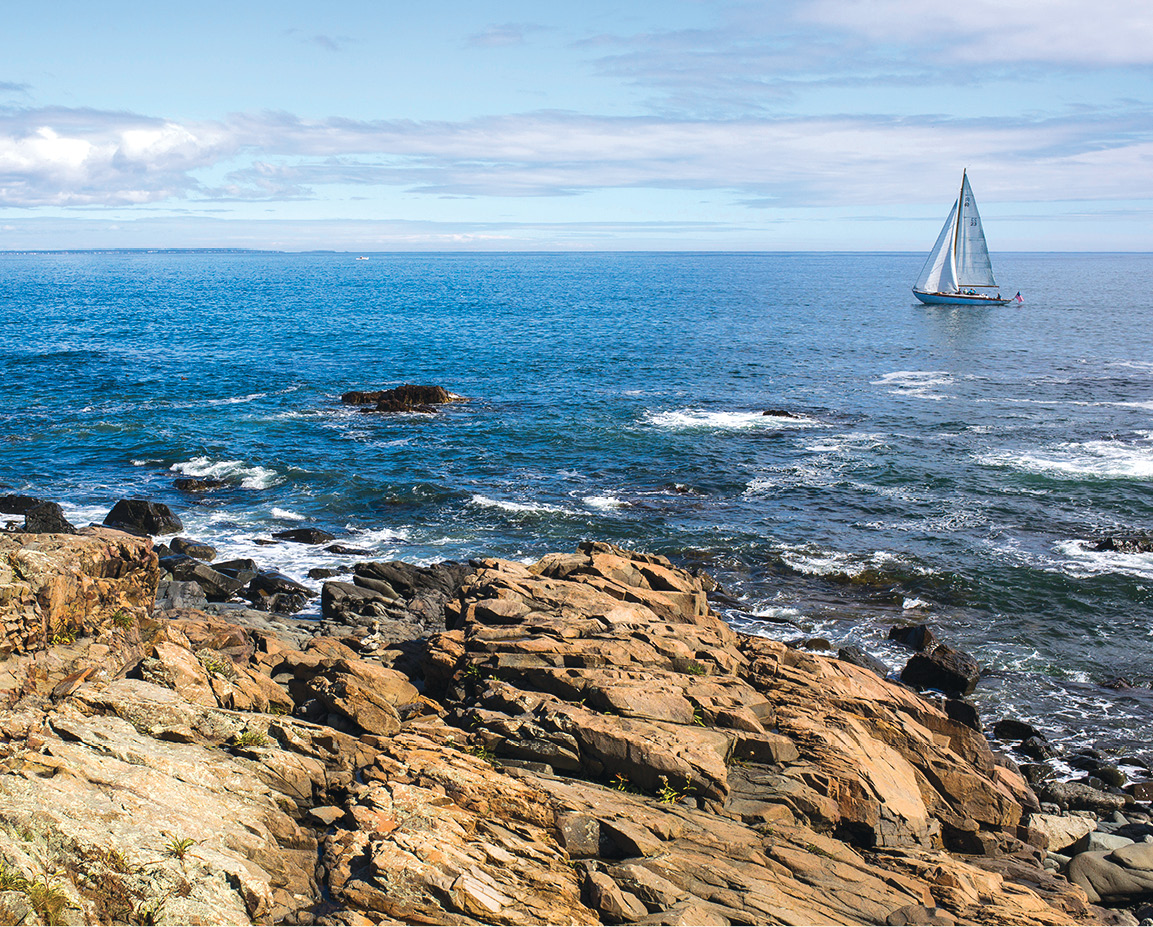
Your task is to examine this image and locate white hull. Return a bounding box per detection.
[913,289,1009,306]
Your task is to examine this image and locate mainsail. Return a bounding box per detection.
[914,171,998,294]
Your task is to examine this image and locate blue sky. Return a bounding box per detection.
[1,0,1150,250]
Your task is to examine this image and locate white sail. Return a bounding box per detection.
[914,201,959,294]
[955,174,997,288]
[913,171,999,295]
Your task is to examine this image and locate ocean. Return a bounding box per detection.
[2,250,1151,759]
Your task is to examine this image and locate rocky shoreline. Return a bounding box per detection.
[1,494,1152,925]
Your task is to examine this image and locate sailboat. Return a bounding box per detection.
[913,170,1011,306]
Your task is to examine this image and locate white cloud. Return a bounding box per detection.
[803,0,1153,66]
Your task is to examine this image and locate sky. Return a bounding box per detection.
[1,0,1151,251]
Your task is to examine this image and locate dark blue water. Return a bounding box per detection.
[2,251,1151,755]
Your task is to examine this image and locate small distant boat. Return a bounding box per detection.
[913,171,1013,306]
[356,256,369,261]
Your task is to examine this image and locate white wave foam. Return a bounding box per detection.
[171,456,279,490]
[469,494,571,515]
[584,494,627,511]
[872,370,952,400]
[206,392,267,406]
[646,409,821,430]
[1054,540,1153,581]
[270,508,305,521]
[980,435,1153,481]
[902,597,930,610]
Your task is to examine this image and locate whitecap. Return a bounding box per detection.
[270,508,306,521]
[646,409,821,430]
[206,392,267,406]
[980,435,1153,481]
[902,597,930,610]
[1054,540,1153,581]
[872,370,953,400]
[584,494,627,511]
[469,494,571,515]
[170,456,279,490]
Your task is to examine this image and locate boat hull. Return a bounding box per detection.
[913,289,1009,306]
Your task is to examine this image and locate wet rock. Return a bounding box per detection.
[170,536,217,561]
[159,555,245,601]
[945,698,981,731]
[888,624,940,652]
[214,558,259,585]
[900,644,981,697]
[837,645,890,678]
[1020,735,1059,761]
[1091,535,1153,555]
[103,498,183,536]
[173,476,227,492]
[763,408,801,418]
[342,383,460,413]
[272,527,335,544]
[21,500,76,534]
[0,493,47,515]
[246,571,315,613]
[993,718,1043,742]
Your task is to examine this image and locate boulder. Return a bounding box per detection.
[888,624,940,652]
[246,571,314,613]
[1028,811,1098,853]
[103,499,183,536]
[993,718,1043,741]
[0,493,47,515]
[1068,841,1153,903]
[272,527,335,544]
[171,536,217,561]
[900,644,981,697]
[21,500,76,534]
[159,555,244,601]
[155,579,209,611]
[343,383,461,413]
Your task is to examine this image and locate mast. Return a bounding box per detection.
[950,169,966,293]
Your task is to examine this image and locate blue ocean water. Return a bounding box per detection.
[2,251,1151,754]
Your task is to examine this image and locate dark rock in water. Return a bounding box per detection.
[888,624,940,653]
[154,579,209,611]
[104,499,183,536]
[308,567,342,580]
[159,555,244,601]
[992,718,1042,742]
[1096,766,1128,789]
[326,544,370,555]
[343,383,460,413]
[173,477,228,492]
[246,571,314,613]
[1101,676,1134,689]
[0,493,48,515]
[762,409,800,419]
[22,501,76,534]
[944,698,981,731]
[1020,762,1056,786]
[214,558,258,584]
[899,644,980,697]
[153,542,173,559]
[170,536,217,561]
[1128,781,1153,802]
[837,646,890,679]
[1090,534,1153,554]
[272,527,336,544]
[1019,736,1058,761]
